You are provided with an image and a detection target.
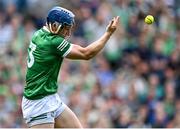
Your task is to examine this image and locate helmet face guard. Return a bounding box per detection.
[47,6,75,27]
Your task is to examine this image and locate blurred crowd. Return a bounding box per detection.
[0,0,179,128]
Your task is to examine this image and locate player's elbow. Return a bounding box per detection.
[83,48,94,60]
[83,52,93,60]
[84,55,93,60]
[67,45,94,60]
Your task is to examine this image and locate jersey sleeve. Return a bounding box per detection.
[53,38,73,57]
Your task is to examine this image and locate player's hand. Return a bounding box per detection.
[106,16,119,35]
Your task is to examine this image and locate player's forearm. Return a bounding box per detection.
[84,32,112,59]
[66,16,119,60]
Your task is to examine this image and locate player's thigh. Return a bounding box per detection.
[30,123,54,128]
[55,105,82,128]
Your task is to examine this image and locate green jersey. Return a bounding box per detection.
[24,26,72,100]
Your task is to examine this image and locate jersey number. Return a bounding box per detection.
[27,42,36,68]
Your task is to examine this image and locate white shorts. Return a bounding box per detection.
[21,93,66,127]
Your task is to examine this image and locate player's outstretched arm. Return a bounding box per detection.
[66,16,119,60]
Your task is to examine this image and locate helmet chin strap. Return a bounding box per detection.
[49,23,62,34]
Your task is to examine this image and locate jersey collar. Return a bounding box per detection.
[43,26,50,33]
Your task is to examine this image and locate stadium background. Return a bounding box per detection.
[0,0,179,128]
